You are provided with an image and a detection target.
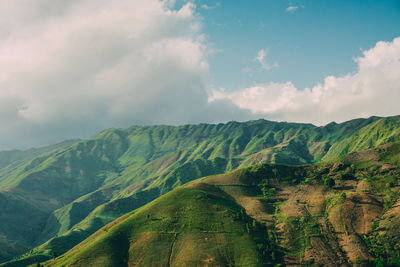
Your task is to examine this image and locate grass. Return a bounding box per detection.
[43,188,271,267]
[324,192,346,212]
[3,116,400,265]
[3,140,397,266]
[281,216,322,258]
[365,175,400,211]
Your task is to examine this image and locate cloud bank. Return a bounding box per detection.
[210,37,400,125]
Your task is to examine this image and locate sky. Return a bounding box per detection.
[0,0,400,150]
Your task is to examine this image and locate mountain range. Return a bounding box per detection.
[0,115,400,266]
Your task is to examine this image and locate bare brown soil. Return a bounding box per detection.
[196,174,391,266]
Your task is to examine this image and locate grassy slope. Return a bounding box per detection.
[0,131,127,263]
[44,188,270,267]
[42,141,400,267]
[2,116,400,264]
[323,116,400,159]
[0,140,80,263]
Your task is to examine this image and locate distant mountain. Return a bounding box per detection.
[39,141,400,266]
[1,116,400,266]
[0,139,79,169]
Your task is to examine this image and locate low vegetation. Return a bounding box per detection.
[1,116,400,266]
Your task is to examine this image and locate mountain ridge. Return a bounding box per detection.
[39,141,400,266]
[0,115,399,266]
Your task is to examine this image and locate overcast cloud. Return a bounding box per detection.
[0,0,399,150]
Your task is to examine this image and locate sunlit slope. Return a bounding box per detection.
[1,115,400,264]
[44,141,400,267]
[44,187,272,267]
[322,115,400,159]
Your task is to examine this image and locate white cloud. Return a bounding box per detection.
[210,37,400,125]
[254,49,278,71]
[286,5,299,12]
[201,3,220,10]
[0,0,248,149]
[255,49,267,65]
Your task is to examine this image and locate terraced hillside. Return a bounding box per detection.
[41,142,400,267]
[1,116,400,265]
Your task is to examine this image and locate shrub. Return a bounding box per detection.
[262,187,276,198]
[324,177,335,187]
[371,221,379,231]
[303,178,312,185]
[341,173,355,180]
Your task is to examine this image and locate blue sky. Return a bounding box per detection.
[0,0,399,149]
[197,0,400,90]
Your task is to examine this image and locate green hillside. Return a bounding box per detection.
[41,142,400,266]
[1,116,400,265]
[43,187,271,266]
